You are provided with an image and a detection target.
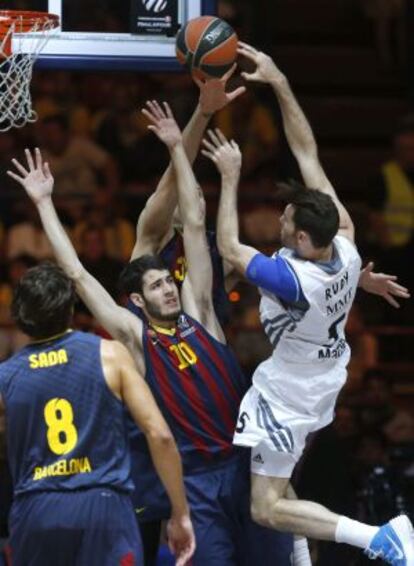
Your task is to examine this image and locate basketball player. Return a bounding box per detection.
[201,42,414,565]
[0,262,194,566]
[7,144,293,566]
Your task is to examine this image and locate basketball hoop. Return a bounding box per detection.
[0,10,59,132]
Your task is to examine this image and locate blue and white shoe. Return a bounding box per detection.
[365,515,414,565]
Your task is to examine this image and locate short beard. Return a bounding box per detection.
[144,299,181,322]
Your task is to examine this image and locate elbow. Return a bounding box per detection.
[146,425,176,450]
[67,261,86,284]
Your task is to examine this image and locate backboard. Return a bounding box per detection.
[7,0,216,70]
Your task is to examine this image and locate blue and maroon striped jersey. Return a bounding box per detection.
[141,313,248,471]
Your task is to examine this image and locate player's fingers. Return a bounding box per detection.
[143,102,157,119]
[11,158,29,177]
[201,149,217,163]
[222,62,237,82]
[192,74,204,88]
[151,99,165,118]
[227,85,246,102]
[230,139,240,151]
[384,293,400,309]
[381,273,397,281]
[43,162,52,179]
[238,41,256,53]
[141,108,157,123]
[146,100,163,119]
[25,148,35,171]
[389,282,410,296]
[163,101,173,118]
[175,541,194,566]
[6,170,23,183]
[214,128,228,144]
[34,147,43,170]
[240,71,258,82]
[207,128,222,147]
[202,137,216,152]
[363,261,374,272]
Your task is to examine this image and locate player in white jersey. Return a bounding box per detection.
[202,43,414,566]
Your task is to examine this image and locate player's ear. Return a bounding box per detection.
[296,230,309,246]
[130,293,145,309]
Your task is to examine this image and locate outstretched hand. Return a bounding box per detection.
[194,63,246,117]
[202,128,241,179]
[142,100,182,149]
[359,261,411,308]
[7,148,54,205]
[237,41,284,84]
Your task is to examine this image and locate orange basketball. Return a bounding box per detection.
[175,16,238,80]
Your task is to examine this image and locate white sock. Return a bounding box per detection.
[335,516,379,549]
[293,536,312,566]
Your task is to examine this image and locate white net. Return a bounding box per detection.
[0,13,58,132]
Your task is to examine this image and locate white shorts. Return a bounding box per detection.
[233,385,324,478]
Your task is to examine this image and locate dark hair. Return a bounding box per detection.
[11,262,76,339]
[118,255,169,295]
[291,189,339,248]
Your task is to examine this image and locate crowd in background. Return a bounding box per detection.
[0,1,413,563]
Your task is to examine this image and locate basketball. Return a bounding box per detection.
[175,16,238,80]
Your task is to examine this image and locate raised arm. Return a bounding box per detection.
[202,129,258,275]
[7,149,142,355]
[142,101,224,339]
[131,66,246,259]
[238,42,354,242]
[103,340,195,566]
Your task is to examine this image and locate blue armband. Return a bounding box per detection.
[246,253,306,305]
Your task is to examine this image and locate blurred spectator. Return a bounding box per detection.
[37,114,119,212]
[0,255,37,326]
[6,203,52,261]
[95,82,165,185]
[345,304,379,392]
[367,114,414,291]
[356,370,414,445]
[0,132,21,219]
[0,255,36,360]
[359,0,406,70]
[78,224,123,299]
[72,192,134,262]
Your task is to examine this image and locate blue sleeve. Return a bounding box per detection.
[246,253,306,304]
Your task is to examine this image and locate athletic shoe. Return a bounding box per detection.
[365,515,414,565]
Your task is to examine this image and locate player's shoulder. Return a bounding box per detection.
[100,339,133,368]
[333,234,361,262]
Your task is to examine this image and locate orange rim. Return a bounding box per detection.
[0,10,59,36]
[0,10,59,57]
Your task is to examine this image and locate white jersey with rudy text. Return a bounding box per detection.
[253,235,362,427]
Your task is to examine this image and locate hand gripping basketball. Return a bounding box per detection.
[237,41,285,84]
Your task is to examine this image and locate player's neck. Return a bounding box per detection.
[301,243,334,262]
[148,317,176,330]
